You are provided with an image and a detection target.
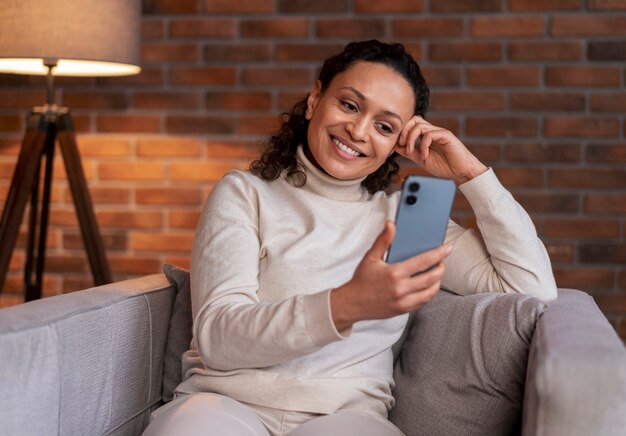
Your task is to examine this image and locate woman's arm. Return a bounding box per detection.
[396,117,557,302]
[191,173,345,372]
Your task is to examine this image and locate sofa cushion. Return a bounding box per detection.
[162,264,193,402]
[389,290,547,436]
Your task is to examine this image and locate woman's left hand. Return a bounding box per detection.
[396,116,488,185]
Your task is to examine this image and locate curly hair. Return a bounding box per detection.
[250,40,430,194]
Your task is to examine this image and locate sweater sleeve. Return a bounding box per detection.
[441,168,557,302]
[190,173,346,372]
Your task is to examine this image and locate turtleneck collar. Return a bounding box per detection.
[291,145,370,202]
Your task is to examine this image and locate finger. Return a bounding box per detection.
[397,244,451,276]
[368,220,396,260]
[404,262,445,292]
[399,280,441,312]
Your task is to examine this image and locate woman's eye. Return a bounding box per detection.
[341,101,357,112]
[377,123,393,134]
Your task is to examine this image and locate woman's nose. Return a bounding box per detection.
[346,116,368,141]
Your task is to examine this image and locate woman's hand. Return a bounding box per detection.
[396,116,488,185]
[331,221,452,331]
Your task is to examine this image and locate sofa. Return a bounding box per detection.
[1,266,625,436]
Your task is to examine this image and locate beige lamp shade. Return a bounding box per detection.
[0,0,141,77]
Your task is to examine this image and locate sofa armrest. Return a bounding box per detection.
[522,288,626,436]
[0,274,174,436]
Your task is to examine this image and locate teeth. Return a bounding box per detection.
[332,137,361,156]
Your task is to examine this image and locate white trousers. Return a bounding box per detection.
[142,393,404,436]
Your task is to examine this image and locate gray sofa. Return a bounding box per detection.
[1,270,625,436]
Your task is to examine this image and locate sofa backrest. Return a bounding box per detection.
[0,274,174,436]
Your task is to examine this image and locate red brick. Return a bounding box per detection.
[165,116,236,135]
[425,117,460,134]
[275,44,345,62]
[430,91,505,111]
[403,43,424,61]
[0,115,22,132]
[134,92,200,110]
[546,66,621,87]
[587,144,626,163]
[546,243,576,262]
[204,43,272,62]
[549,168,626,188]
[421,67,462,87]
[169,210,201,229]
[545,117,619,137]
[591,93,626,112]
[63,92,129,109]
[169,162,242,181]
[164,256,191,270]
[97,211,162,229]
[0,138,20,155]
[136,188,202,205]
[137,138,201,157]
[239,115,282,135]
[170,67,237,86]
[98,68,165,87]
[466,117,539,137]
[242,68,311,87]
[585,194,626,214]
[170,19,235,38]
[147,0,200,14]
[545,218,620,238]
[142,43,200,63]
[588,0,626,10]
[77,137,131,157]
[205,141,263,159]
[142,20,164,39]
[593,294,626,314]
[0,294,23,307]
[552,15,626,36]
[509,0,581,10]
[471,16,545,37]
[316,19,385,39]
[588,41,626,61]
[278,0,348,13]
[430,0,502,12]
[429,42,502,62]
[620,270,626,289]
[508,41,582,61]
[355,0,423,12]
[99,162,165,181]
[97,115,161,133]
[492,168,545,188]
[70,115,92,133]
[580,244,626,264]
[50,210,78,226]
[86,187,130,204]
[554,268,615,290]
[467,66,541,87]
[278,91,308,111]
[505,143,581,162]
[0,90,47,109]
[515,192,580,213]
[510,92,585,111]
[206,92,272,111]
[108,256,161,275]
[464,143,502,162]
[64,232,127,251]
[130,232,194,252]
[53,159,95,181]
[393,18,464,38]
[240,19,309,38]
[204,0,273,13]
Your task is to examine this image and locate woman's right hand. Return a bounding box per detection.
[330,220,451,332]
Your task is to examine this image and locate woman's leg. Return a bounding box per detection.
[142,393,270,436]
[286,410,404,436]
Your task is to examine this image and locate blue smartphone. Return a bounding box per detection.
[386,175,456,264]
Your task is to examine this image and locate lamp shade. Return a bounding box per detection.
[0,0,141,77]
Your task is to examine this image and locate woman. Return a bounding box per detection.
[144,40,556,436]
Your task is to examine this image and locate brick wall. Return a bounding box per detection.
[0,0,625,338]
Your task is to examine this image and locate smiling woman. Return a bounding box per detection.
[142,40,557,436]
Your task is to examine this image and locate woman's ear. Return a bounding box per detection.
[306,80,322,120]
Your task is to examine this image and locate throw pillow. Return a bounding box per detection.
[389,290,547,436]
[162,264,193,403]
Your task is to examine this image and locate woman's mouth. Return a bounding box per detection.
[332,137,364,158]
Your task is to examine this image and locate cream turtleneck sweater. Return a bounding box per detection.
[176,146,556,417]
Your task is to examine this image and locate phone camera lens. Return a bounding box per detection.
[406,195,417,205]
[408,182,420,192]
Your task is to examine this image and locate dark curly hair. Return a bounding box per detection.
[250,40,430,194]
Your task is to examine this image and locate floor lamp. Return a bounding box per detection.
[0,0,141,301]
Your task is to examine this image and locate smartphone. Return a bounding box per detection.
[386,175,456,264]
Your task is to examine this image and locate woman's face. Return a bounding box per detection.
[305,61,415,180]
